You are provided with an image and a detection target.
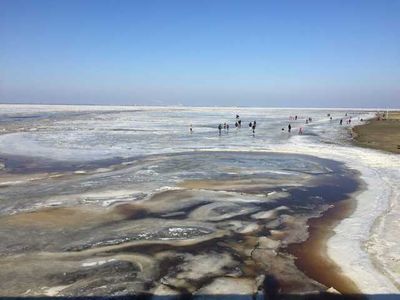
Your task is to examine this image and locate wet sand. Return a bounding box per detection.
[352,112,400,154]
[288,198,361,294]
[0,206,123,228]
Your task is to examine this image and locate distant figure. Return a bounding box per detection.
[295,115,298,120]
[253,120,257,128]
[288,124,292,133]
[348,118,352,124]
[252,123,256,134]
[345,113,348,116]
[226,124,229,131]
[238,120,242,128]
[309,117,312,122]
[235,122,238,128]
[299,127,303,134]
[236,114,240,119]
[249,122,253,128]
[223,123,227,129]
[281,128,285,131]
[218,124,222,135]
[306,119,309,124]
[339,119,343,125]
[330,116,332,120]
[189,124,193,134]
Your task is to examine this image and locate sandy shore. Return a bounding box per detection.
[287,198,360,294]
[352,112,400,154]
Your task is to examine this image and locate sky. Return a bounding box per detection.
[0,0,399,108]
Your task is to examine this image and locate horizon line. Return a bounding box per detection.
[0,102,399,111]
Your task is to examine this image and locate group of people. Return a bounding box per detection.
[216,115,257,135]
[217,122,231,135]
[190,112,355,136]
[284,123,303,134]
[285,115,308,134]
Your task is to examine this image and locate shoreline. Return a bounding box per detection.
[287,198,360,294]
[267,135,400,293]
[352,112,400,154]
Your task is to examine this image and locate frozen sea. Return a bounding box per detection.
[0,104,399,297]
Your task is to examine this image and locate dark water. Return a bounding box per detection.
[0,151,361,297]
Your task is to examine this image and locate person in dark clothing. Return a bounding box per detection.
[218,124,222,135]
[253,120,257,128]
[235,122,238,128]
[288,124,292,133]
[238,120,242,127]
[340,119,343,125]
[249,122,252,128]
[252,123,256,134]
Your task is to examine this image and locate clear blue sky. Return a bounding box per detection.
[1,0,399,107]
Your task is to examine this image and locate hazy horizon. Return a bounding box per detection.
[2,102,399,111]
[1,0,399,108]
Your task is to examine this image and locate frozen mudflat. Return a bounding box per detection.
[0,104,399,297]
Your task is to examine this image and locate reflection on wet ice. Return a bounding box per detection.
[0,151,359,296]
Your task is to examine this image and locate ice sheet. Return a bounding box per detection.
[0,104,399,293]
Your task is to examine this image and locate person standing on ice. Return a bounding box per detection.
[288,124,292,133]
[218,124,222,135]
[189,124,193,134]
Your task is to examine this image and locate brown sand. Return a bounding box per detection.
[0,206,123,229]
[287,199,360,294]
[352,112,400,154]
